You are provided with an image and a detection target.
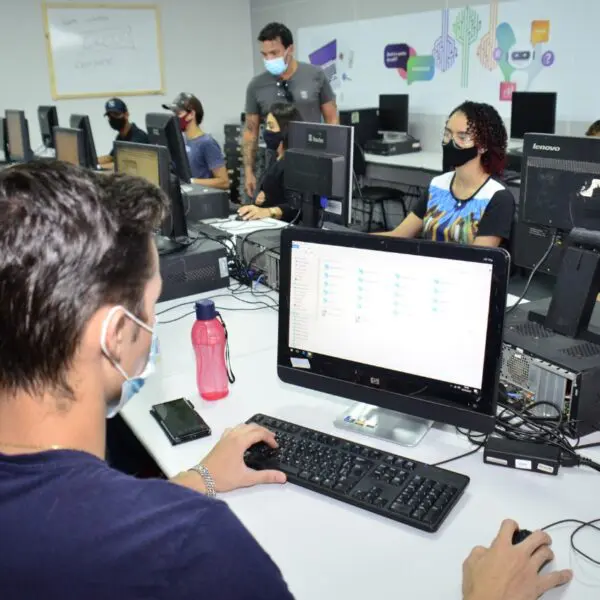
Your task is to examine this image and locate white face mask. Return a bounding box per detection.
[100,306,158,419]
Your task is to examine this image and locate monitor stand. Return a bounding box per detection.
[155,234,182,255]
[334,402,433,447]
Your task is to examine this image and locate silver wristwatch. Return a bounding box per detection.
[190,463,217,498]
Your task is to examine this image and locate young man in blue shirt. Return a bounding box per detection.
[163,92,230,190]
[0,162,571,600]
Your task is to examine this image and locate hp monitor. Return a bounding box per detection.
[378,95,409,133]
[5,110,33,163]
[278,227,509,446]
[146,113,192,183]
[285,122,354,228]
[69,114,98,169]
[38,106,59,149]
[510,92,557,140]
[54,127,85,166]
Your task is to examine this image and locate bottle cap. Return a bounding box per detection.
[195,299,217,321]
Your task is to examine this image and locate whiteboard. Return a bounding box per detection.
[43,3,165,99]
[297,0,599,122]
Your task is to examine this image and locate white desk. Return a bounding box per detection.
[365,150,443,173]
[121,289,600,600]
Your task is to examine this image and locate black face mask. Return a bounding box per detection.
[108,116,125,131]
[263,130,284,151]
[442,141,479,172]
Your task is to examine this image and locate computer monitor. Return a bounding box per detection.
[114,141,188,247]
[146,113,192,183]
[339,108,379,148]
[0,118,7,162]
[277,227,509,445]
[378,94,409,133]
[510,92,557,140]
[5,110,33,163]
[284,122,354,228]
[69,114,98,169]
[519,132,600,340]
[38,106,59,149]
[114,141,170,197]
[54,127,85,166]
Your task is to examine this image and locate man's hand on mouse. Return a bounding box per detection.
[238,205,270,221]
[200,424,287,492]
[462,519,572,600]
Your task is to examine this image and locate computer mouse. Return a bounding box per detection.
[512,528,532,545]
[235,214,245,221]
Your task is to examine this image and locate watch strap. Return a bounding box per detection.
[190,463,217,497]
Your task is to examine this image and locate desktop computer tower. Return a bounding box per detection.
[158,238,229,301]
[501,299,600,437]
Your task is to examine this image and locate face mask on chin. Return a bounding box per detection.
[442,141,479,172]
[178,114,190,132]
[100,306,159,419]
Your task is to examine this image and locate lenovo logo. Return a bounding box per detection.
[532,143,560,152]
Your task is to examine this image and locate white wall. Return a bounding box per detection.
[0,0,253,153]
[249,0,589,149]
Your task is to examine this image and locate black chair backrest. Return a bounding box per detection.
[353,142,367,179]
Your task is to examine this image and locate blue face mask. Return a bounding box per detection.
[264,54,288,77]
[100,306,158,419]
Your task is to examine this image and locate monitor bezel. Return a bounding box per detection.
[277,227,510,433]
[69,114,98,169]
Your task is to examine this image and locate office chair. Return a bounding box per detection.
[352,143,407,232]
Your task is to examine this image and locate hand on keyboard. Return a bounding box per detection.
[201,424,287,493]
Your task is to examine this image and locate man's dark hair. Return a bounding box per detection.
[586,120,600,136]
[258,22,293,48]
[182,94,204,125]
[449,101,508,176]
[0,161,168,399]
[269,102,303,149]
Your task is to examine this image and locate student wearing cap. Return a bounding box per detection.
[163,93,229,190]
[98,98,150,169]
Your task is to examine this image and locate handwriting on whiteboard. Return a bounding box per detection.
[82,26,135,51]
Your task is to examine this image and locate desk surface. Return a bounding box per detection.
[121,288,600,600]
[365,151,443,173]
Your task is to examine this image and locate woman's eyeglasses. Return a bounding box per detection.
[442,127,475,148]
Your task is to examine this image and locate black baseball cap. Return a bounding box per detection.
[162,92,198,112]
[104,98,128,115]
[162,92,204,123]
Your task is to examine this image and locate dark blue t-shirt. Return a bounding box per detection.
[0,449,293,600]
[185,134,225,179]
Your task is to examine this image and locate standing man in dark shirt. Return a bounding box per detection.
[98,97,149,169]
[243,22,338,197]
[0,161,292,600]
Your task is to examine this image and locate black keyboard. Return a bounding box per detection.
[244,414,470,533]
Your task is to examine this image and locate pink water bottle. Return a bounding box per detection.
[191,299,230,401]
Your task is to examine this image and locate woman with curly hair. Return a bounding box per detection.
[381,101,515,247]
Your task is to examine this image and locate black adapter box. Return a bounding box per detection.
[483,437,560,476]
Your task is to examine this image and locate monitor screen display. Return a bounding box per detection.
[288,241,492,391]
[6,112,25,160]
[115,145,161,187]
[55,128,82,166]
[510,92,556,139]
[378,95,409,133]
